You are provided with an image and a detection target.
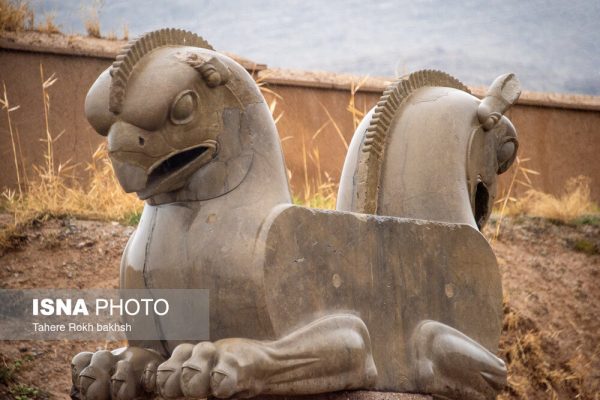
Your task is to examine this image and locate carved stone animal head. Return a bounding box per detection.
[469,73,520,227]
[85,28,265,203]
[337,70,521,230]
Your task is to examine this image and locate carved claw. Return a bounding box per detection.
[110,360,133,400]
[156,343,195,399]
[411,320,507,400]
[78,350,116,400]
[71,347,163,400]
[180,342,218,398]
[141,359,160,393]
[71,352,94,399]
[209,350,252,399]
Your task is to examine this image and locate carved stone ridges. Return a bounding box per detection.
[356,70,470,214]
[109,28,214,113]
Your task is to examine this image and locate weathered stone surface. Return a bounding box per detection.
[255,391,432,400]
[337,71,520,232]
[261,205,502,390]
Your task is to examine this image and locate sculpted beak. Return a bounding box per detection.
[137,140,218,199]
[109,140,218,198]
[110,158,148,193]
[146,142,216,185]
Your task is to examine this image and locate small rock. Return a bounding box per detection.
[76,240,95,249]
[18,345,28,352]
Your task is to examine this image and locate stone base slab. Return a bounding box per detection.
[256,391,431,400]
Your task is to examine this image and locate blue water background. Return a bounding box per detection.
[31,0,600,95]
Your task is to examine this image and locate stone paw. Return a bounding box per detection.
[180,342,217,398]
[71,347,164,400]
[157,341,257,399]
[155,315,376,399]
[156,343,196,399]
[411,320,507,400]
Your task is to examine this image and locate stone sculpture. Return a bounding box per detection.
[75,28,521,400]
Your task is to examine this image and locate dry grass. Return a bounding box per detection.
[1,82,25,198]
[509,176,598,223]
[36,12,59,34]
[492,156,540,239]
[106,30,117,41]
[347,76,370,131]
[3,142,143,223]
[292,77,372,209]
[83,0,102,38]
[84,17,100,38]
[257,74,339,209]
[0,0,61,34]
[0,218,28,255]
[294,136,337,209]
[277,77,373,209]
[122,23,129,41]
[256,72,284,125]
[0,65,142,226]
[0,0,34,32]
[499,299,586,399]
[492,154,598,236]
[0,0,130,40]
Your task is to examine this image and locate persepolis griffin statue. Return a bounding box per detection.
[75,28,520,400]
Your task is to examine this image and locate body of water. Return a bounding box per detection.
[32,0,600,95]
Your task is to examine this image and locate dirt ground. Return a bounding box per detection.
[0,214,598,399]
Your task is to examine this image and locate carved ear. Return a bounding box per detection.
[182,53,231,88]
[198,57,231,87]
[477,73,521,130]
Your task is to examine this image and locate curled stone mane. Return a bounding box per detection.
[356,70,470,214]
[109,28,214,113]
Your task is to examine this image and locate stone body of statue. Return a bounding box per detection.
[74,28,521,400]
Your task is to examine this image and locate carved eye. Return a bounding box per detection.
[497,138,518,174]
[170,90,198,125]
